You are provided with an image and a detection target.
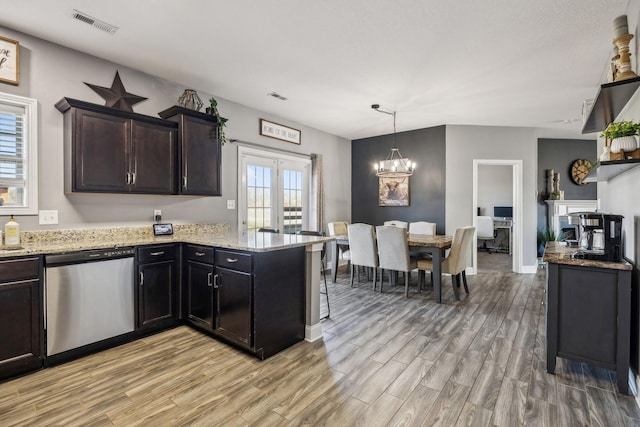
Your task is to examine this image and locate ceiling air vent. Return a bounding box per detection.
[71,9,119,34]
[268,92,287,101]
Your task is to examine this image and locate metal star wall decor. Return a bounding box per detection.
[84,71,147,112]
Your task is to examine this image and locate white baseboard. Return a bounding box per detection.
[305,323,323,342]
[521,264,539,274]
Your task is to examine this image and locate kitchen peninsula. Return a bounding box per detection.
[543,242,633,394]
[0,224,329,382]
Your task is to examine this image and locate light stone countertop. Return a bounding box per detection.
[0,224,333,259]
[542,242,632,271]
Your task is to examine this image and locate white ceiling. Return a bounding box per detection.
[0,0,632,140]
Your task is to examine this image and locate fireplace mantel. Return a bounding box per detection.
[545,199,598,238]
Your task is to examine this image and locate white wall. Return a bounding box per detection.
[478,165,513,217]
[598,2,640,264]
[446,125,538,269]
[0,26,351,231]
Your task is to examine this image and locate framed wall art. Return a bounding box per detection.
[378,177,410,207]
[260,119,301,144]
[0,35,19,85]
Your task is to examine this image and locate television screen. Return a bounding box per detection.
[494,206,513,218]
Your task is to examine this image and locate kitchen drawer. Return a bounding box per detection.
[137,244,176,264]
[215,249,252,273]
[184,244,214,264]
[0,257,40,283]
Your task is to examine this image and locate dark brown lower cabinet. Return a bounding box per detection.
[0,256,43,381]
[214,247,305,359]
[214,265,252,348]
[136,245,177,330]
[184,245,215,332]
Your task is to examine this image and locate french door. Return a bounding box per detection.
[238,146,310,234]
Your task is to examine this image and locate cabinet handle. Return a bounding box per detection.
[131,172,136,185]
[150,251,165,256]
[139,272,144,286]
[226,258,238,263]
[126,172,131,185]
[183,176,187,189]
[208,272,213,287]
[195,252,205,257]
[213,273,219,288]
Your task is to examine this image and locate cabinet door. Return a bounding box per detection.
[0,279,41,380]
[186,260,214,331]
[137,260,176,329]
[74,109,130,192]
[131,121,177,194]
[214,266,252,347]
[180,115,221,196]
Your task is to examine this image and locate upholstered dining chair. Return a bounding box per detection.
[327,221,350,263]
[258,227,279,233]
[383,220,408,229]
[297,230,330,319]
[347,223,379,289]
[376,225,419,297]
[408,221,436,235]
[417,226,475,301]
[476,216,494,253]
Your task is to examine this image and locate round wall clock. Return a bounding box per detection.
[570,159,592,185]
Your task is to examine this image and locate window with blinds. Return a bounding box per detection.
[0,93,37,214]
[0,104,25,206]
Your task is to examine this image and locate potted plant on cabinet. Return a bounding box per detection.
[207,97,227,145]
[600,120,640,155]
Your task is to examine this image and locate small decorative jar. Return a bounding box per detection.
[178,89,203,112]
[599,145,611,161]
[610,135,637,153]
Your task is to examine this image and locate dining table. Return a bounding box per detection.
[330,233,454,303]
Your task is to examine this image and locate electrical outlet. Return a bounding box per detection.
[39,210,58,225]
[227,200,235,210]
[153,209,162,222]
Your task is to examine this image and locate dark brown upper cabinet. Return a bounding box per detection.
[56,98,177,194]
[159,106,226,196]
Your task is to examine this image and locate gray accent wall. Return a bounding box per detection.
[537,138,597,233]
[351,126,446,233]
[0,25,351,231]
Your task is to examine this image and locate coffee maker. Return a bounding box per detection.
[568,212,623,262]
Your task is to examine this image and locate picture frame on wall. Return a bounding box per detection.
[378,177,410,207]
[0,35,19,86]
[260,118,301,144]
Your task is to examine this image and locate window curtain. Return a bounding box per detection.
[310,153,324,233]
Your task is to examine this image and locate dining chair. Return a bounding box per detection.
[477,216,494,253]
[347,223,379,289]
[297,230,330,319]
[327,221,350,260]
[417,226,475,301]
[408,221,436,235]
[257,227,279,233]
[383,220,408,229]
[376,225,419,297]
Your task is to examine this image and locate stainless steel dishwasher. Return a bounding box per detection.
[44,247,135,356]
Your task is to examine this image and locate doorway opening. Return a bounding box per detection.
[471,159,523,274]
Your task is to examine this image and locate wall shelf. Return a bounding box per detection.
[583,158,640,182]
[582,76,640,134]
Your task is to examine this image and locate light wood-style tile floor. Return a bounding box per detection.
[1,264,639,426]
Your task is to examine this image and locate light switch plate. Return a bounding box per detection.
[227,200,235,209]
[39,210,58,225]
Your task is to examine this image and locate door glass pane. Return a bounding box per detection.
[283,169,303,234]
[247,164,273,232]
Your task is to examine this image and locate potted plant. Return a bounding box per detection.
[537,227,557,257]
[207,97,227,145]
[600,120,640,154]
